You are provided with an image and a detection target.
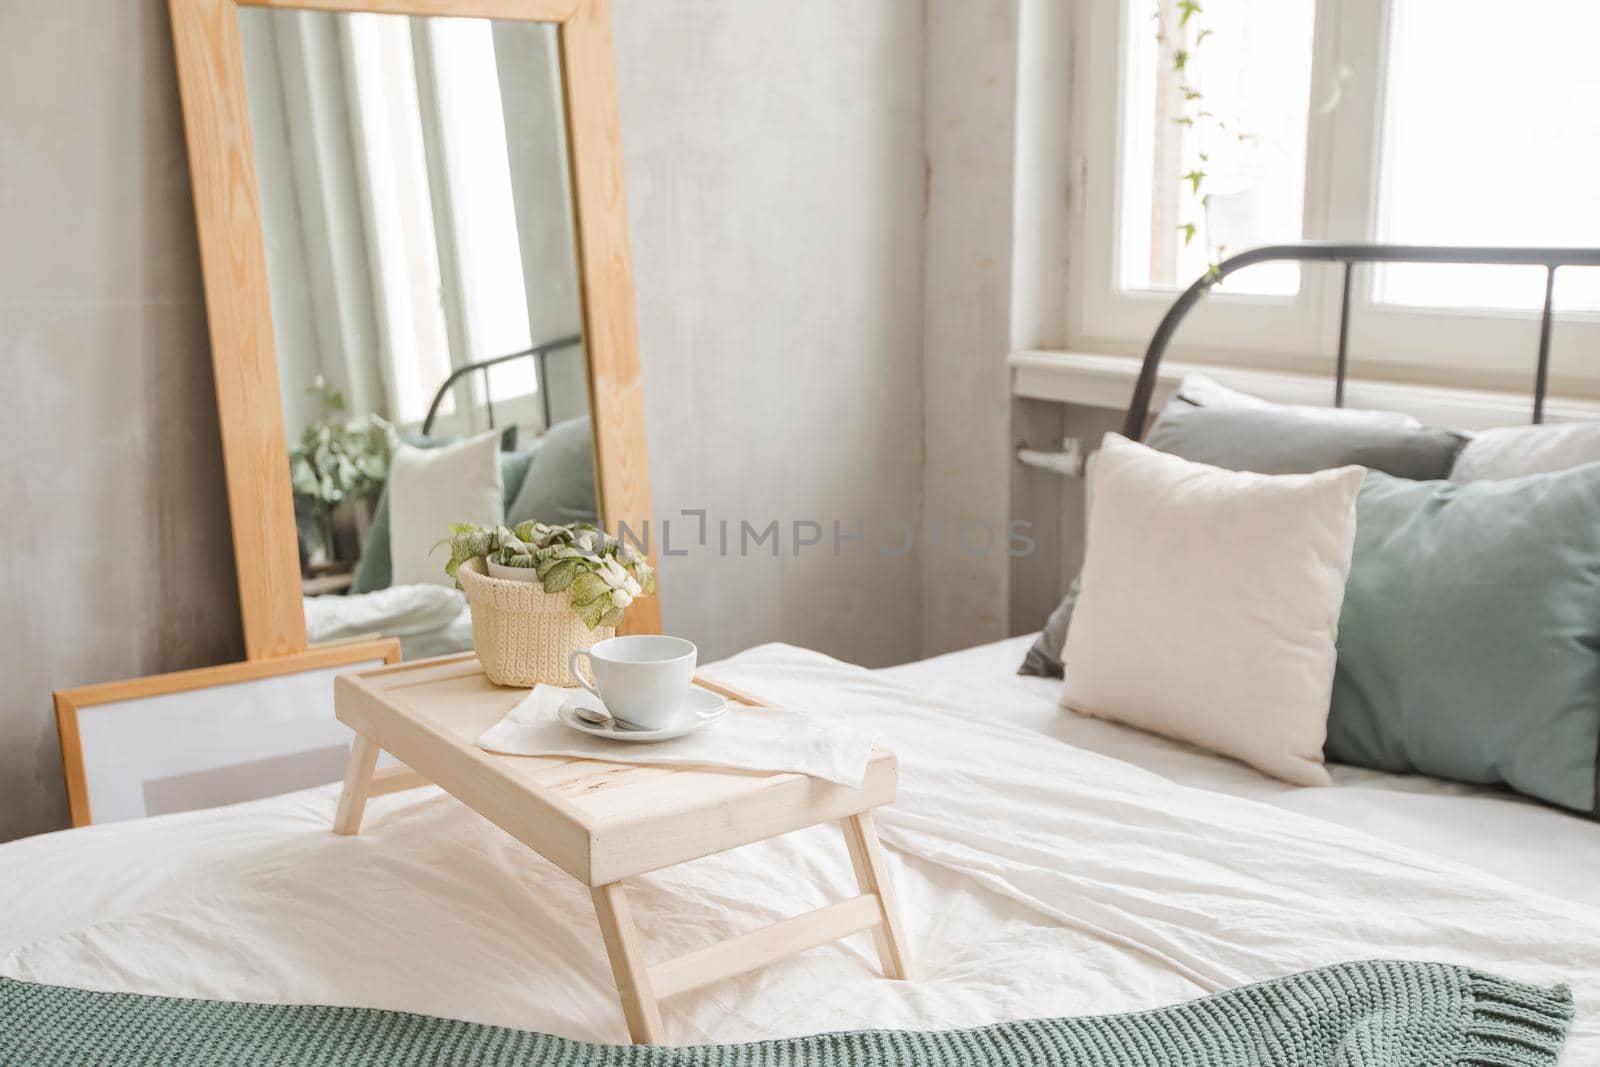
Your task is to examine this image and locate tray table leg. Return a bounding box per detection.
[332,732,380,836]
[591,881,665,1044]
[840,811,913,980]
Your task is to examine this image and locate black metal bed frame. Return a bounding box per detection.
[420,332,582,438]
[1122,242,1600,440]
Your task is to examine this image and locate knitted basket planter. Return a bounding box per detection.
[456,557,613,687]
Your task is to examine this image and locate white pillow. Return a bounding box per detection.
[1449,421,1600,483]
[1171,374,1421,428]
[1059,433,1363,787]
[388,431,504,587]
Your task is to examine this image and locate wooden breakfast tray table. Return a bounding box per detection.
[332,653,912,1044]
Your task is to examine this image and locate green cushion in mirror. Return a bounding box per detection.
[1328,466,1600,816]
[507,416,598,528]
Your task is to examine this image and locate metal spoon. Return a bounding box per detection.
[573,703,615,728]
[573,704,646,731]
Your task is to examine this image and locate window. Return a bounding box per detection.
[1119,0,1315,296]
[1373,0,1600,312]
[428,17,537,401]
[345,12,453,425]
[345,14,546,429]
[1071,0,1600,390]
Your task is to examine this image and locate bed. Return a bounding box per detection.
[11,242,1599,1060]
[886,636,1600,912]
[3,641,1597,1056]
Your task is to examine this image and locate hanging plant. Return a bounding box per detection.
[1155,0,1253,278]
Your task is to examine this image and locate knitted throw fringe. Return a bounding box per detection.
[0,960,1572,1066]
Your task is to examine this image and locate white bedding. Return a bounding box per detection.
[883,636,1600,910]
[2,642,1595,1055]
[303,585,474,660]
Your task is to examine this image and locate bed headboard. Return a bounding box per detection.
[420,333,583,438]
[1121,243,1600,440]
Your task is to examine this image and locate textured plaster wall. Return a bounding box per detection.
[615,1,929,667]
[0,2,245,842]
[0,1,933,840]
[919,0,1021,656]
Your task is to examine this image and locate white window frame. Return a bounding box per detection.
[341,14,564,437]
[1067,0,1600,397]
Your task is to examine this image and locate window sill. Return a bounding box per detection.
[1008,350,1600,431]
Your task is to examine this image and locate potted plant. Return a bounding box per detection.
[439,520,655,686]
[287,376,395,570]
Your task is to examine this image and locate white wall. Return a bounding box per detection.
[919,0,1022,656]
[0,1,245,843]
[1008,0,1079,633]
[614,1,929,667]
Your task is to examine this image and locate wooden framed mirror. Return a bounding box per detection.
[171,0,657,662]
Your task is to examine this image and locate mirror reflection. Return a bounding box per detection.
[239,9,599,657]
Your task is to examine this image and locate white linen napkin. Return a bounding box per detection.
[475,685,879,788]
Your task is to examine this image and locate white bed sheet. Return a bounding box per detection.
[2,642,1595,1055]
[882,635,1600,910]
[303,585,475,661]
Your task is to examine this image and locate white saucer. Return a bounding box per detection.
[557,686,729,743]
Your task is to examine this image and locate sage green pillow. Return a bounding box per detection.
[1327,465,1600,816]
[507,416,599,528]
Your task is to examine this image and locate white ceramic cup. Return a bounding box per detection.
[568,635,697,729]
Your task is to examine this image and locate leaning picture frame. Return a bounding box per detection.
[54,638,401,827]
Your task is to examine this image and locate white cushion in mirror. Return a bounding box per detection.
[1449,420,1600,482]
[388,431,503,587]
[1059,433,1363,787]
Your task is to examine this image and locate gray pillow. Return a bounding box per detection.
[1328,466,1600,816]
[1017,402,1467,678]
[507,415,599,528]
[1017,575,1080,677]
[1144,403,1466,479]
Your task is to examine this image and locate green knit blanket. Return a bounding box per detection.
[0,960,1571,1066]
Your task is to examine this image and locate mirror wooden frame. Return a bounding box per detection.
[169,0,658,660]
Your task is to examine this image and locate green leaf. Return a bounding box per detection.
[539,558,580,593]
[1181,169,1205,194]
[1172,48,1188,72]
[1179,222,1198,246]
[1177,0,1202,27]
[569,571,612,606]
[496,524,528,557]
[434,522,497,581]
[576,597,608,630]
